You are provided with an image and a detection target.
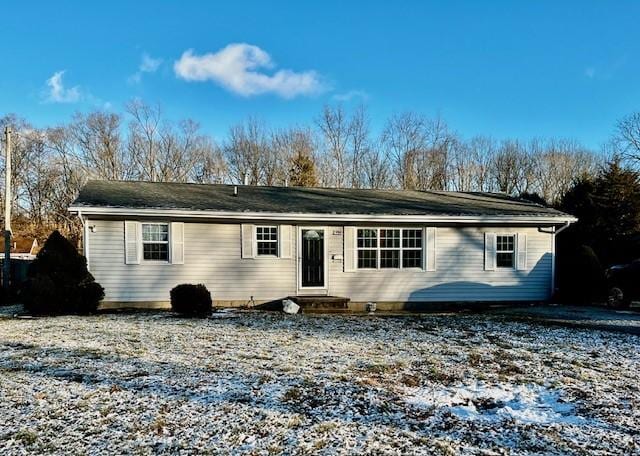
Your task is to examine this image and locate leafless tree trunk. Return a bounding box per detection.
[70,111,130,180]
[361,142,391,189]
[316,105,352,188]
[224,117,269,185]
[348,105,371,188]
[492,140,523,194]
[381,112,428,189]
[127,100,162,181]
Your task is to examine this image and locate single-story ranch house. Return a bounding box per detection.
[69,180,576,310]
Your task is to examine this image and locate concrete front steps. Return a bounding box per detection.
[287,295,350,313]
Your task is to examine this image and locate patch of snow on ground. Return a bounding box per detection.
[407,381,583,424]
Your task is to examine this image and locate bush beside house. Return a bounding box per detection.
[170,284,212,317]
[21,231,104,315]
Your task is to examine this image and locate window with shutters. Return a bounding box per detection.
[496,235,515,268]
[142,223,169,261]
[356,228,423,269]
[256,226,278,256]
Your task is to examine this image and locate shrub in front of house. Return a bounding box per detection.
[170,284,212,317]
[21,230,104,315]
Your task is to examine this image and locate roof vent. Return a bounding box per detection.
[233,186,238,196]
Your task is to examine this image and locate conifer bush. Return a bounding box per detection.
[170,284,212,317]
[21,230,104,315]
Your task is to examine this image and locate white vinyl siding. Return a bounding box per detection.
[329,226,553,302]
[91,220,296,302]
[90,221,553,304]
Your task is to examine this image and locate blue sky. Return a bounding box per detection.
[1,1,639,149]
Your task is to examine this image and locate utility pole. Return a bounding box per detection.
[3,127,11,290]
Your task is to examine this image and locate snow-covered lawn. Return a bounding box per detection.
[0,311,638,454]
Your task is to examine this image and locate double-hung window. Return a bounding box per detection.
[496,235,515,268]
[357,228,423,269]
[357,229,378,268]
[402,229,423,268]
[380,229,401,268]
[256,226,278,256]
[142,223,169,261]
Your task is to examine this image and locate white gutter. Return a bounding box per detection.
[69,205,577,225]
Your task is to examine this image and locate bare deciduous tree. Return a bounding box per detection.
[70,111,130,180]
[615,112,640,163]
[316,105,352,188]
[381,112,428,189]
[0,101,611,243]
[224,117,269,185]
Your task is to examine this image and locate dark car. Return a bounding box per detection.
[606,260,640,308]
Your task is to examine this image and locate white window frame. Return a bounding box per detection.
[356,228,378,270]
[356,227,424,270]
[141,222,170,263]
[495,234,516,269]
[401,228,424,269]
[256,225,279,257]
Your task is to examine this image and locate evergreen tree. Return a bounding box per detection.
[558,159,640,264]
[519,192,548,206]
[21,230,104,315]
[288,152,318,187]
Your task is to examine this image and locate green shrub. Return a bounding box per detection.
[21,231,104,315]
[170,284,212,317]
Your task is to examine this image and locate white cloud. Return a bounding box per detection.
[174,43,324,98]
[140,53,162,73]
[44,70,81,103]
[129,53,163,84]
[332,90,369,102]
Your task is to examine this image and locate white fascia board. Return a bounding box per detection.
[69,205,577,225]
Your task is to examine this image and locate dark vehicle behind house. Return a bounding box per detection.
[606,260,640,308]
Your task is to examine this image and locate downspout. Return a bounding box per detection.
[77,210,90,271]
[551,221,572,298]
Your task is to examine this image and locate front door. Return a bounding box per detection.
[300,228,325,288]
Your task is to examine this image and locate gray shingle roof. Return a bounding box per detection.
[71,180,573,219]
